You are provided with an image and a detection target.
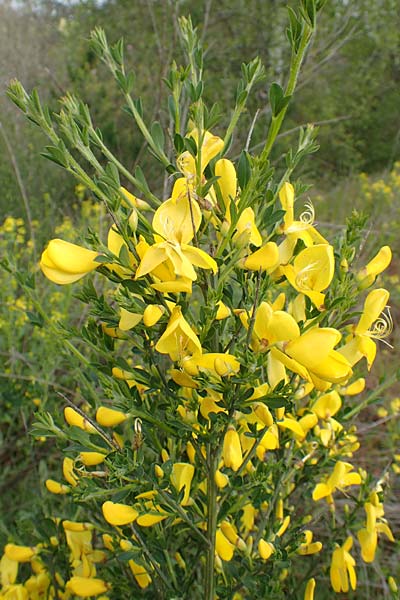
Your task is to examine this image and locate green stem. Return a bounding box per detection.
[205,447,218,600]
[260,26,313,163]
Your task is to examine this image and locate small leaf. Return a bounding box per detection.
[237,150,251,189]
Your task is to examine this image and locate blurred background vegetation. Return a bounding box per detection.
[0,0,399,595]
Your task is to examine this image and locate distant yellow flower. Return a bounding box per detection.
[357,495,394,563]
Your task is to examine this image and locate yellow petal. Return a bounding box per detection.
[45,479,70,495]
[215,159,237,209]
[170,463,195,506]
[356,288,390,334]
[119,308,143,331]
[358,245,392,282]
[136,513,168,526]
[129,559,152,589]
[79,452,107,466]
[5,544,36,563]
[216,529,234,561]
[64,407,96,433]
[155,306,202,361]
[223,428,243,471]
[215,300,231,320]
[96,406,127,427]
[242,242,279,271]
[0,554,18,586]
[311,391,342,419]
[143,305,164,327]
[258,539,274,560]
[66,576,109,597]
[304,578,316,600]
[102,501,138,526]
[41,239,98,279]
[63,457,78,487]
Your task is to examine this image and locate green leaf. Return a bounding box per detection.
[237,150,251,189]
[150,121,165,151]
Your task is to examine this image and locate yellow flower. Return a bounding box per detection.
[64,407,96,433]
[241,242,279,271]
[182,352,240,377]
[358,245,392,287]
[152,178,202,244]
[240,301,299,352]
[96,406,127,427]
[66,576,110,597]
[277,182,327,264]
[312,461,361,503]
[45,479,70,494]
[258,539,274,560]
[0,553,18,586]
[330,536,356,593]
[155,306,202,362]
[215,529,235,561]
[79,452,107,466]
[304,578,316,600]
[102,501,138,526]
[311,390,342,420]
[170,463,195,506]
[339,288,391,369]
[40,239,99,284]
[357,496,394,563]
[4,544,36,563]
[177,128,224,179]
[222,427,243,472]
[297,530,322,555]
[281,244,334,309]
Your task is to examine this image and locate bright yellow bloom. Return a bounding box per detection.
[311,390,342,420]
[258,539,274,560]
[4,544,36,563]
[215,529,235,561]
[45,479,70,494]
[240,301,299,352]
[170,463,195,506]
[304,578,316,600]
[297,530,322,555]
[102,501,138,526]
[222,427,243,472]
[64,407,96,433]
[339,288,391,369]
[96,406,127,427]
[63,457,78,487]
[178,129,224,180]
[118,308,142,331]
[182,352,240,377]
[79,452,107,466]
[281,244,335,309]
[357,495,394,563]
[66,576,109,597]
[40,239,99,284]
[277,182,327,264]
[153,178,202,244]
[0,554,18,586]
[241,242,279,271]
[330,536,356,593]
[128,558,152,589]
[312,461,361,503]
[358,245,392,287]
[143,304,164,327]
[155,306,202,362]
